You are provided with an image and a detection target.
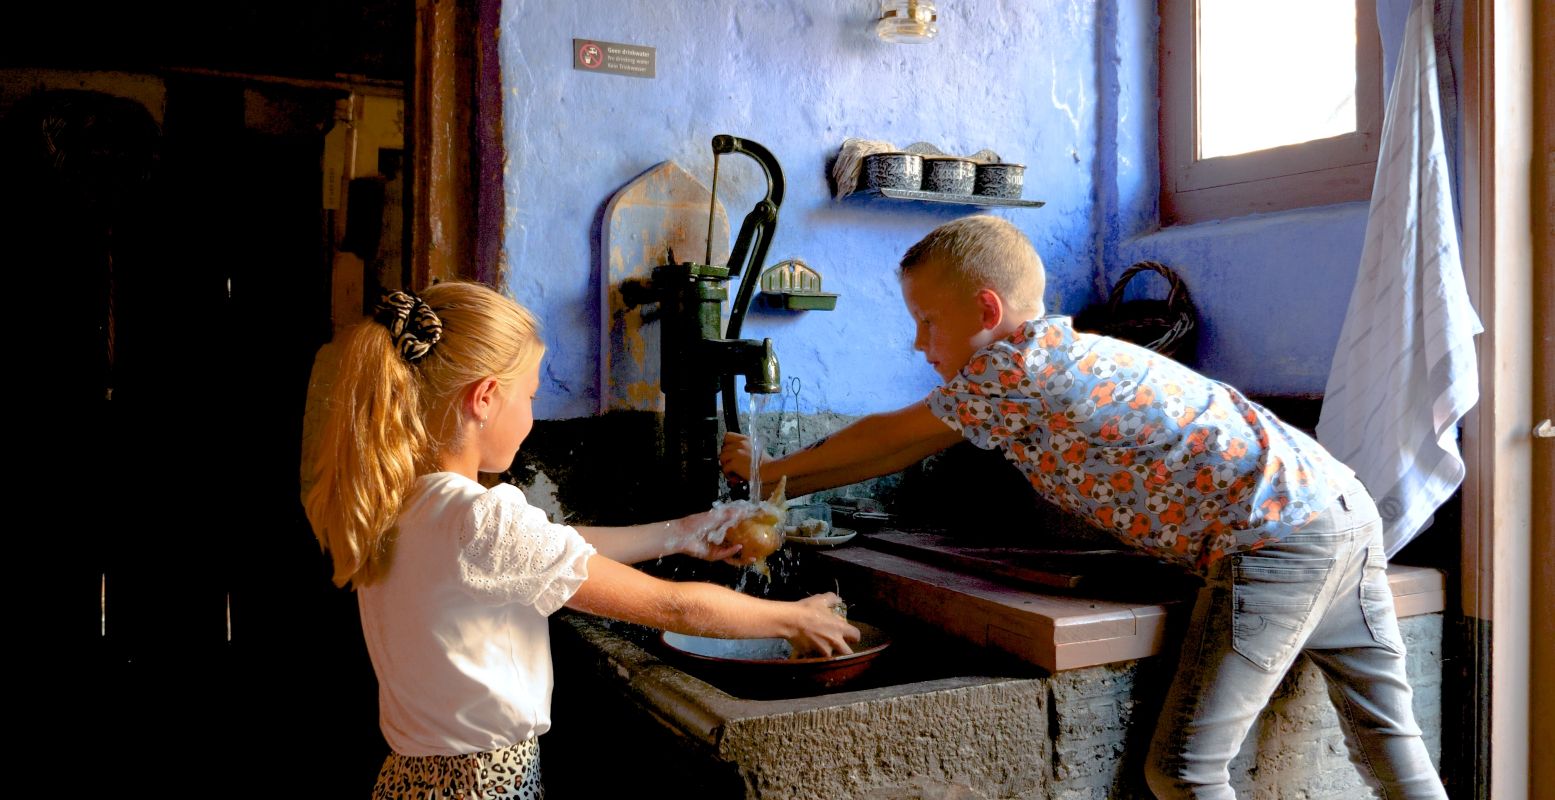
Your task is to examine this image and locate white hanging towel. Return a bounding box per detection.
[1317,1,1482,558]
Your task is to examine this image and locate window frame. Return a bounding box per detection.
[1158,0,1383,225]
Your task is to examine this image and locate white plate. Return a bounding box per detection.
[785,528,858,547]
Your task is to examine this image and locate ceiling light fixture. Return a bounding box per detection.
[876,0,939,44]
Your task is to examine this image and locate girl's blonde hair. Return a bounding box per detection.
[305,282,544,588]
[899,215,1047,316]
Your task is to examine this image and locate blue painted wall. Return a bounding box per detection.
[1097,0,1462,396]
[500,0,1103,419]
[501,0,1463,417]
[1092,0,1375,395]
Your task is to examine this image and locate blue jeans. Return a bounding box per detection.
[1144,477,1447,799]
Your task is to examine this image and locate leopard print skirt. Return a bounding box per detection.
[372,737,543,799]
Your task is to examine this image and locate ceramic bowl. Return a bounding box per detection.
[974,162,1026,198]
[861,152,923,191]
[785,527,858,547]
[920,156,976,194]
[661,620,892,696]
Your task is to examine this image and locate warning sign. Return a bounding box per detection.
[572,38,656,79]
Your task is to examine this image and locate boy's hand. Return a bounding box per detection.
[720,432,767,482]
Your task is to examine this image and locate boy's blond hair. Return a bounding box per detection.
[899,215,1046,316]
[305,282,544,588]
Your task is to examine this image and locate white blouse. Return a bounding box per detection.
[358,472,595,756]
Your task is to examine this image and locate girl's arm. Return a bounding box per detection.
[722,400,961,497]
[564,555,860,656]
[573,506,745,565]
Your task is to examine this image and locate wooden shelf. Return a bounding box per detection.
[847,187,1046,208]
[819,533,1446,672]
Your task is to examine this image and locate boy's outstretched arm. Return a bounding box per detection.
[721,400,961,497]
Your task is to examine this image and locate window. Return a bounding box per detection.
[1159,0,1382,224]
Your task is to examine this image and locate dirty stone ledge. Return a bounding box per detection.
[543,612,1442,800]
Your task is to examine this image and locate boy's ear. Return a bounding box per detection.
[974,288,1005,330]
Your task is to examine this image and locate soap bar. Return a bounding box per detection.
[726,507,782,562]
[725,477,788,564]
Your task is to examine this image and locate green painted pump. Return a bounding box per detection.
[624,135,785,510]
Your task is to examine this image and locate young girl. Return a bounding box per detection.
[306,282,858,799]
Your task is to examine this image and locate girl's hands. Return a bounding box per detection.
[673,505,746,563]
[676,502,795,566]
[785,593,860,658]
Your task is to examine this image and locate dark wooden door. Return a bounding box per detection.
[3,79,384,795]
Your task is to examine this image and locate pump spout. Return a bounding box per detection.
[705,337,780,395]
[745,339,781,394]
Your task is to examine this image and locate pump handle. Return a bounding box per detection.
[709,135,786,440]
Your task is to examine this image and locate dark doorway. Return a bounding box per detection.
[4,4,411,791]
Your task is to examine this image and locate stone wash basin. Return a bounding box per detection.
[542,554,1446,799]
[545,607,1051,799]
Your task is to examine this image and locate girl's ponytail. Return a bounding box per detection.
[305,317,429,587]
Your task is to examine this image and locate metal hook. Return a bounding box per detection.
[789,377,804,447]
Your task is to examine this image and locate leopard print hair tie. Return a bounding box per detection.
[373,291,443,363]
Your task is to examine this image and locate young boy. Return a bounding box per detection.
[721,216,1446,799]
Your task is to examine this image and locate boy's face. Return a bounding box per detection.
[900,260,999,382]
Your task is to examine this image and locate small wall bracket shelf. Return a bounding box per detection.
[758,257,838,311]
[847,187,1045,208]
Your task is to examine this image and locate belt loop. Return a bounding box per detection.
[1338,493,1350,512]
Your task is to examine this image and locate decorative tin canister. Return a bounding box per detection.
[974,162,1026,198]
[860,152,923,191]
[920,156,976,194]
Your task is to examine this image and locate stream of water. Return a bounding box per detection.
[748,392,768,502]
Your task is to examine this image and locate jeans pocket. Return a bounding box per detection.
[1359,544,1406,655]
[1231,556,1334,671]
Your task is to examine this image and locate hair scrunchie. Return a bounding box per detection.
[374,291,443,363]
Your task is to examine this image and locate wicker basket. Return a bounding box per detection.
[1073,261,1198,361]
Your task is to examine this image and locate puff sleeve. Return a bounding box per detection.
[457,484,596,615]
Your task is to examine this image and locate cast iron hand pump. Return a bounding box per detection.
[628,135,786,510]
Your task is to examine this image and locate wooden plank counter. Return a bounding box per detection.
[819,533,1446,673]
